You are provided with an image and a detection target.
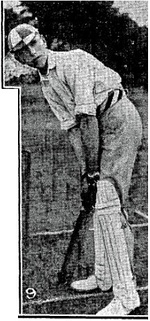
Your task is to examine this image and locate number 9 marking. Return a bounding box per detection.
[26,288,36,299]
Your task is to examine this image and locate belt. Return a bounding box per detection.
[96,89,125,119]
[105,89,124,113]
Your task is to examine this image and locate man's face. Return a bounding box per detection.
[14,34,48,70]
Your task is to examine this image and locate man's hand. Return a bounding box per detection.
[81,172,100,212]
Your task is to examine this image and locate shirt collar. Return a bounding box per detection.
[47,50,56,72]
[39,50,56,79]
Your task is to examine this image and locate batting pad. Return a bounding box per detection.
[94,211,112,291]
[94,180,138,309]
[95,179,121,210]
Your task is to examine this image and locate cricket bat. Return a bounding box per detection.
[58,181,97,285]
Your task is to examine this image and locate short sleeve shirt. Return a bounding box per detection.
[39,49,122,130]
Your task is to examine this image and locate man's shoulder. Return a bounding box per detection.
[56,48,86,58]
[53,48,88,67]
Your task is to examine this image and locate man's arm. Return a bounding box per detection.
[68,115,99,176]
[68,125,86,176]
[79,114,99,175]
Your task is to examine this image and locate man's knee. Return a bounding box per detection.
[95,179,120,210]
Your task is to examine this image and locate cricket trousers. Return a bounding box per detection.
[94,95,142,308]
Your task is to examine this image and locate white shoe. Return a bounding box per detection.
[96,295,140,316]
[71,275,99,292]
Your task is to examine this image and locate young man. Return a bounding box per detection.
[8,24,142,315]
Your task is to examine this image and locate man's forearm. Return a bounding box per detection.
[68,126,86,175]
[68,115,99,176]
[79,115,99,175]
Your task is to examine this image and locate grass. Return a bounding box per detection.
[22,225,148,314]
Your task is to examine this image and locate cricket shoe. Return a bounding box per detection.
[71,275,111,292]
[96,294,140,316]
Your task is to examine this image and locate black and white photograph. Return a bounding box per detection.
[1,0,148,317]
